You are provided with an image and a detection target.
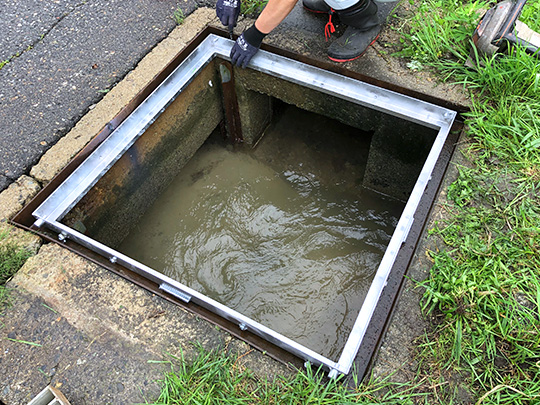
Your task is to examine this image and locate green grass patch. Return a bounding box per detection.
[397,0,489,68]
[399,0,540,403]
[0,243,31,286]
[0,286,11,311]
[241,0,268,17]
[173,8,185,25]
[521,0,540,31]
[148,346,426,404]
[0,242,32,310]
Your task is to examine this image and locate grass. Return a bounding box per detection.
[241,0,268,17]
[0,244,31,286]
[0,44,34,72]
[147,346,426,404]
[521,0,540,30]
[0,236,32,310]
[397,0,540,403]
[173,8,185,25]
[4,337,42,347]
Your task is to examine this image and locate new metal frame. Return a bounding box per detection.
[31,34,457,377]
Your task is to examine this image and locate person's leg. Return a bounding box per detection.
[326,24,381,62]
[327,0,379,61]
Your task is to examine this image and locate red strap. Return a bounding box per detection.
[325,9,335,41]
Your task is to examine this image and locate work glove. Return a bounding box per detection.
[230,25,266,68]
[216,0,241,30]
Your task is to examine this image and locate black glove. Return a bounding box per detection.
[216,0,241,30]
[230,25,266,68]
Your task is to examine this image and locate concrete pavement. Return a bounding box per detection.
[0,0,199,191]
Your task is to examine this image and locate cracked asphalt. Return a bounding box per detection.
[0,0,202,191]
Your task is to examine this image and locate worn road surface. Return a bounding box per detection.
[0,0,202,191]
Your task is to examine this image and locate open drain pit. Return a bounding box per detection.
[116,105,405,361]
[13,29,459,378]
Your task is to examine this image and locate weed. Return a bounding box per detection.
[0,242,32,310]
[173,8,185,25]
[41,303,58,314]
[0,244,31,286]
[396,0,487,65]
[241,0,268,17]
[148,346,426,404]
[0,60,8,70]
[0,287,11,311]
[5,337,42,347]
[464,46,540,101]
[521,0,540,31]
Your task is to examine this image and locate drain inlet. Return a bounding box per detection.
[12,28,459,380]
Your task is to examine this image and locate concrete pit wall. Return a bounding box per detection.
[62,62,223,248]
[233,68,437,200]
[62,59,437,247]
[363,116,436,201]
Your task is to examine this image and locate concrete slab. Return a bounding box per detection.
[0,175,41,221]
[234,1,470,108]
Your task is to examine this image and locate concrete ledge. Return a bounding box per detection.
[0,175,41,222]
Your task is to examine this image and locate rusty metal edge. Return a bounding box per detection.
[11,24,465,380]
[218,60,244,143]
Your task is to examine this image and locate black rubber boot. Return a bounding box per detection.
[302,0,331,14]
[327,24,381,62]
[327,0,380,62]
[335,0,378,30]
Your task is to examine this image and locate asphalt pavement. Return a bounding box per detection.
[0,0,202,191]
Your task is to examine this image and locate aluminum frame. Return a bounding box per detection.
[32,34,456,377]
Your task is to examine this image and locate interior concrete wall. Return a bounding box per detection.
[63,62,223,248]
[64,59,439,246]
[233,67,437,201]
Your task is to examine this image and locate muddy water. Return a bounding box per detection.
[119,105,405,360]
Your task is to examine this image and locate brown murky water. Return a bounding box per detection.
[119,104,404,360]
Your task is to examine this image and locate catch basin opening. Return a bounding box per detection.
[86,101,407,362]
[16,31,457,378]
